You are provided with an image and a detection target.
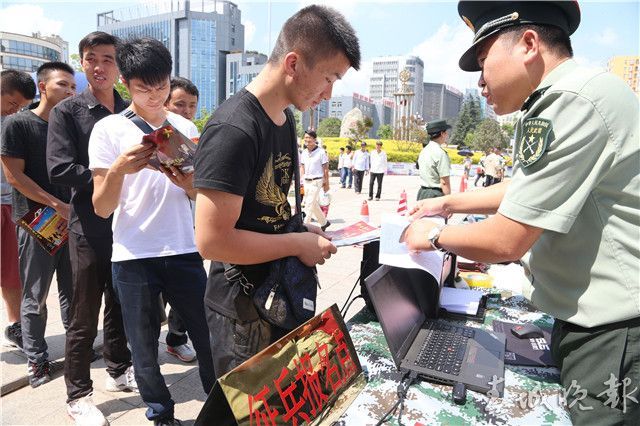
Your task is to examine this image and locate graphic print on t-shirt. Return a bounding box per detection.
[256,151,293,230]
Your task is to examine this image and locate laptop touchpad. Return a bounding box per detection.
[476,349,501,367]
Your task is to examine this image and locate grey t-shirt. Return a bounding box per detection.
[1,108,70,222]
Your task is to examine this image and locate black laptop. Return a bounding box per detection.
[365,265,506,395]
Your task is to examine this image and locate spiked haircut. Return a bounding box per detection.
[117,38,172,87]
[269,5,360,70]
[36,62,74,83]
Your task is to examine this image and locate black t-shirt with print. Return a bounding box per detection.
[1,108,71,222]
[194,88,295,320]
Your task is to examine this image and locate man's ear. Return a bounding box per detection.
[283,52,299,77]
[520,29,541,66]
[38,80,47,98]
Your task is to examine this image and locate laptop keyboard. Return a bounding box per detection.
[415,322,475,376]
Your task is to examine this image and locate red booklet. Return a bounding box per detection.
[325,221,380,247]
[142,125,197,173]
[17,205,68,255]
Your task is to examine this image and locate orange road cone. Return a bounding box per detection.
[360,199,370,223]
[397,189,408,216]
[459,174,468,193]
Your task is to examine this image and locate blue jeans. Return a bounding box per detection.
[340,167,352,187]
[112,253,214,421]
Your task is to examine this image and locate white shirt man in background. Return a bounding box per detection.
[300,130,330,230]
[368,140,388,200]
[351,141,370,194]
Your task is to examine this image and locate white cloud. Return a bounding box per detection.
[574,55,607,73]
[0,4,63,36]
[592,28,619,46]
[297,0,359,18]
[409,22,480,92]
[243,19,256,45]
[332,59,371,97]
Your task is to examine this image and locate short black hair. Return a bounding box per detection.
[36,62,74,83]
[79,31,121,58]
[428,130,445,139]
[117,38,172,87]
[168,77,199,101]
[270,5,360,70]
[502,24,573,58]
[304,130,317,139]
[1,69,36,99]
[339,147,345,151]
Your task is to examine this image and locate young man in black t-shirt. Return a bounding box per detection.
[1,62,76,388]
[194,5,360,377]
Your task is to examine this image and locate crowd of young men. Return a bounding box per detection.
[1,1,638,425]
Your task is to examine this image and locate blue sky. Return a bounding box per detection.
[2,0,638,95]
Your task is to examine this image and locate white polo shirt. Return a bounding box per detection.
[300,147,328,179]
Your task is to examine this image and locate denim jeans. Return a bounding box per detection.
[339,167,352,187]
[112,252,214,421]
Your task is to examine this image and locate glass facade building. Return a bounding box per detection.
[1,32,65,72]
[98,1,243,117]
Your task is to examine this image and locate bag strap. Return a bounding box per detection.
[285,108,302,215]
[120,109,171,135]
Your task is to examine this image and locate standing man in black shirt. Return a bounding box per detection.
[1,62,76,388]
[47,32,135,425]
[194,5,360,377]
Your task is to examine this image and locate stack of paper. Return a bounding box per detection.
[439,287,484,315]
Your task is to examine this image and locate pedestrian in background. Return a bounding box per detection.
[368,140,387,200]
[417,119,451,200]
[351,141,369,194]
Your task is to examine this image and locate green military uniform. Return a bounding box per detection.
[458,2,640,424]
[417,119,452,200]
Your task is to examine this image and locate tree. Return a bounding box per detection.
[293,109,304,138]
[114,80,131,101]
[451,94,482,146]
[69,53,82,72]
[348,116,373,145]
[193,108,212,133]
[317,117,341,137]
[501,123,515,139]
[376,124,393,139]
[472,119,509,152]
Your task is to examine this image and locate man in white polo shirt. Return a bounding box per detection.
[300,130,330,230]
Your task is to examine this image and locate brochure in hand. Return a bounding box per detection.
[17,204,68,255]
[142,125,197,173]
[324,221,380,247]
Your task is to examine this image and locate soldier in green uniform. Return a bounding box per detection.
[403,1,639,424]
[416,119,452,200]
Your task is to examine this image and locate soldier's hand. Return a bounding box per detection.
[410,197,449,220]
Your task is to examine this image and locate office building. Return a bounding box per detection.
[607,55,639,95]
[0,31,68,72]
[422,82,463,122]
[226,51,267,98]
[369,55,424,117]
[97,0,244,115]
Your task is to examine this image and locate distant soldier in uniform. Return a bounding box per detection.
[404,1,639,424]
[416,119,451,200]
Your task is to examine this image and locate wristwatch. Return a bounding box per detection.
[427,225,446,252]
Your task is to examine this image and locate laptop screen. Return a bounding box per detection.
[365,266,427,367]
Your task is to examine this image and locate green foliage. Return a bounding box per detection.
[348,116,373,144]
[114,80,131,101]
[451,94,482,146]
[376,124,393,139]
[472,119,510,152]
[317,117,341,137]
[70,53,83,72]
[193,108,212,133]
[293,110,304,138]
[501,123,515,139]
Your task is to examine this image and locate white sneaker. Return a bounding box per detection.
[67,394,109,426]
[166,343,196,363]
[105,366,138,393]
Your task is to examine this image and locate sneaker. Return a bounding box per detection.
[368,196,373,201]
[166,343,196,363]
[67,394,108,426]
[28,360,51,388]
[4,322,23,349]
[321,221,331,232]
[154,417,183,426]
[105,366,138,393]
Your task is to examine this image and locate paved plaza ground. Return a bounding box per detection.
[1,172,468,425]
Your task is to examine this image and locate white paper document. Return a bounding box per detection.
[378,214,446,283]
[439,287,484,315]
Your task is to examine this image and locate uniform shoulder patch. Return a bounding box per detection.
[517,118,552,168]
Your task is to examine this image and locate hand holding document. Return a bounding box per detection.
[378,214,446,283]
[142,125,197,173]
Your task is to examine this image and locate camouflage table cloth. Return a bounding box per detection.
[338,289,572,425]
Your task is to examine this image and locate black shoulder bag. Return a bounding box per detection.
[223,109,320,330]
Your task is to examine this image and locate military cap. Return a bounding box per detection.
[426,119,452,134]
[458,1,581,71]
